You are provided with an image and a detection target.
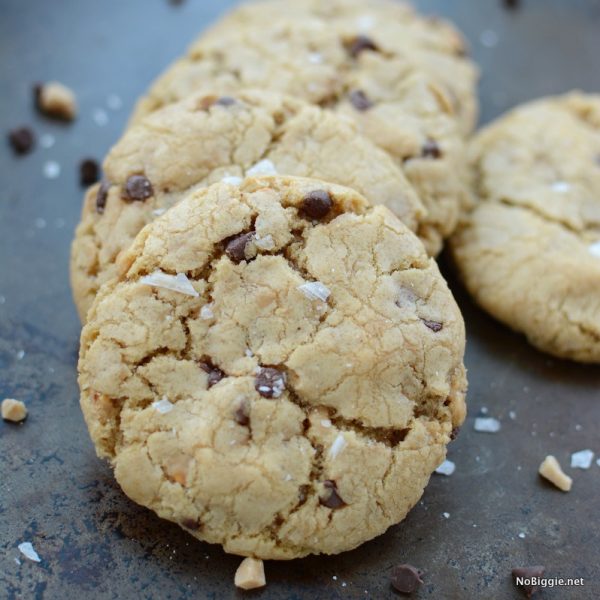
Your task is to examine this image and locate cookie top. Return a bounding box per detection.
[130,0,476,255]
[451,92,600,363]
[70,89,425,320]
[78,176,467,559]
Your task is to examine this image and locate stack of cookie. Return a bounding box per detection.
[71,0,479,588]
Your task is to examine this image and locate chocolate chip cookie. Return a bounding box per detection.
[78,176,467,559]
[70,90,425,320]
[130,0,478,255]
[451,92,600,363]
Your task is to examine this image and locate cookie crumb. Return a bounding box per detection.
[571,449,594,469]
[390,564,423,594]
[234,557,266,590]
[18,541,40,562]
[474,417,501,433]
[538,455,571,491]
[512,566,545,598]
[35,81,77,121]
[2,399,28,422]
[435,459,455,476]
[8,127,35,155]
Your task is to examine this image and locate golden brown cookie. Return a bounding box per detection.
[79,176,467,559]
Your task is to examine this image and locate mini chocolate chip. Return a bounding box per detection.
[215,96,236,107]
[319,480,346,509]
[199,361,224,388]
[123,175,153,202]
[503,0,520,9]
[301,189,333,219]
[96,180,110,214]
[255,367,286,399]
[347,35,379,58]
[80,158,100,186]
[349,89,373,111]
[8,127,35,155]
[33,83,43,108]
[450,426,460,441]
[225,231,255,263]
[234,401,250,426]
[391,564,424,594]
[512,566,545,598]
[181,518,200,530]
[422,319,443,332]
[422,139,442,159]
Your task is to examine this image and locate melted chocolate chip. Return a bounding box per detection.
[349,89,373,111]
[8,127,35,155]
[347,35,379,58]
[215,96,236,107]
[96,180,110,214]
[512,566,545,597]
[80,158,100,186]
[450,426,460,441]
[301,189,333,220]
[255,367,286,398]
[389,428,410,446]
[319,480,346,509]
[199,360,224,388]
[181,518,200,530]
[422,139,443,159]
[225,231,255,263]
[123,175,153,201]
[234,401,250,426]
[422,319,443,332]
[391,564,424,594]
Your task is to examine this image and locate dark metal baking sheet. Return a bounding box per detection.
[1,1,599,598]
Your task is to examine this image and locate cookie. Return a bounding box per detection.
[130,0,477,254]
[70,89,425,320]
[78,175,467,560]
[450,92,600,363]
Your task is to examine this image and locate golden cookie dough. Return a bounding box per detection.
[78,176,467,559]
[70,89,425,320]
[451,92,600,363]
[130,0,478,255]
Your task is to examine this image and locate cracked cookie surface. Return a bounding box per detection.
[130,0,477,255]
[450,92,600,363]
[70,89,425,320]
[78,176,467,559]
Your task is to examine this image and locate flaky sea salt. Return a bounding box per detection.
[254,234,275,250]
[140,271,199,297]
[152,208,167,217]
[552,181,571,193]
[298,281,331,302]
[509,411,517,420]
[480,29,498,48]
[328,434,347,459]
[40,133,55,149]
[442,512,450,519]
[246,159,277,177]
[16,350,25,360]
[222,175,243,185]
[107,94,123,110]
[43,161,61,179]
[518,532,526,539]
[588,241,600,258]
[93,108,109,126]
[321,419,332,428]
[18,542,41,562]
[356,14,375,30]
[308,52,323,64]
[200,303,214,320]
[435,459,456,476]
[474,417,501,433]
[153,397,174,414]
[571,449,594,469]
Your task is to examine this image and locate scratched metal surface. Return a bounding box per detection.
[1,1,599,598]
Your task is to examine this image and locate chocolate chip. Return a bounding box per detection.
[255,367,286,398]
[8,127,35,155]
[503,0,520,9]
[33,83,43,108]
[389,428,410,446]
[215,96,236,107]
[225,232,255,263]
[123,175,153,202]
[422,319,443,332]
[199,361,224,388]
[319,480,346,509]
[349,89,373,111]
[181,518,200,530]
[346,35,379,58]
[450,426,460,441]
[234,401,250,426]
[298,485,310,504]
[301,190,333,220]
[391,564,424,594]
[80,158,100,186]
[96,181,110,214]
[512,566,545,598]
[422,139,443,159]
